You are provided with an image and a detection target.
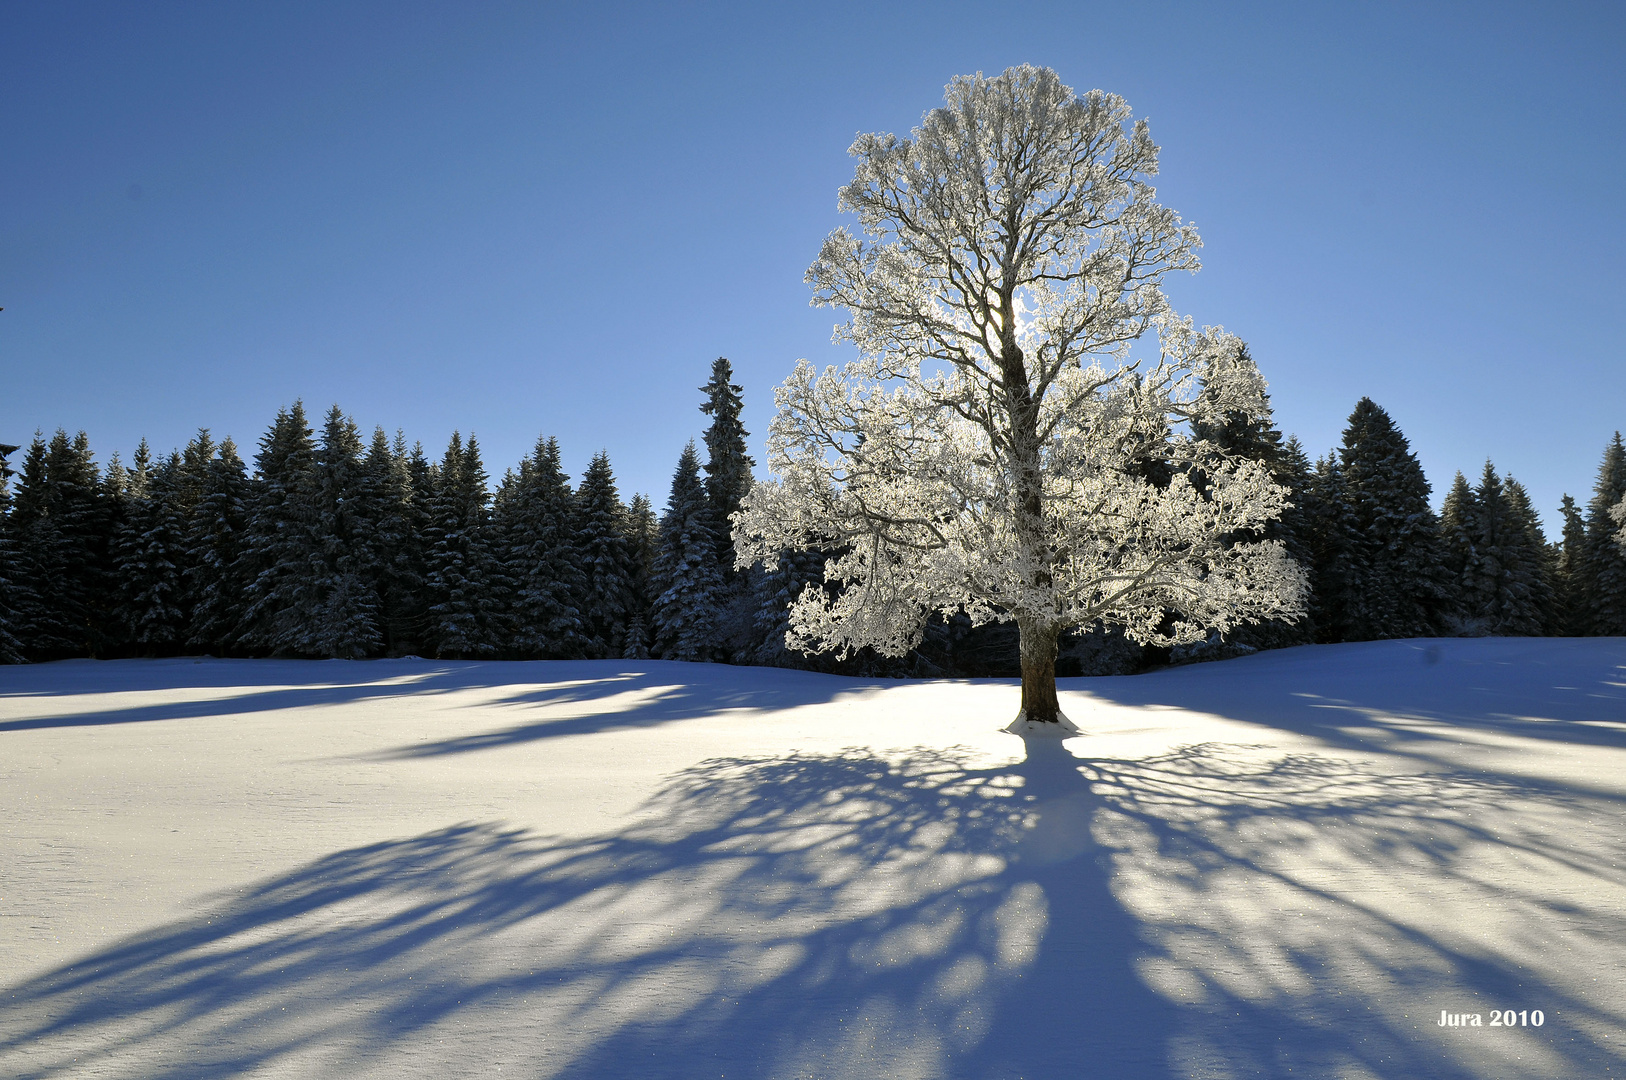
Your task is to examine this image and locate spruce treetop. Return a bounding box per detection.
[256,402,314,486]
[699,357,755,528]
[1586,432,1625,527]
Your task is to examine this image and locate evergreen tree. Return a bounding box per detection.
[650,442,725,661]
[1302,451,1362,643]
[1333,399,1453,640]
[1501,476,1555,635]
[109,448,189,653]
[364,428,427,656]
[573,450,636,658]
[1274,436,1315,557]
[622,491,658,660]
[698,357,755,556]
[401,438,437,651]
[1469,463,1513,631]
[1249,433,1317,648]
[1440,471,1482,631]
[1613,496,1626,564]
[1190,345,1283,463]
[697,357,760,655]
[186,438,252,653]
[501,436,586,658]
[120,429,221,652]
[236,403,317,654]
[422,433,509,657]
[0,442,25,663]
[5,437,50,655]
[1552,494,1588,636]
[99,445,137,652]
[291,407,381,658]
[176,429,216,513]
[1440,473,1476,563]
[748,543,831,667]
[1446,462,1550,636]
[1189,352,1313,651]
[126,438,154,502]
[1581,432,1626,635]
[9,431,109,658]
[101,451,131,516]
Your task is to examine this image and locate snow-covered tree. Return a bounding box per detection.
[292,406,382,658]
[650,442,725,661]
[109,447,189,653]
[185,438,252,652]
[1581,432,1626,635]
[497,436,586,658]
[1330,399,1453,640]
[1273,436,1317,577]
[362,428,426,655]
[1301,451,1359,643]
[699,358,755,562]
[1190,345,1283,464]
[1444,462,1551,636]
[8,431,109,658]
[0,441,26,664]
[228,405,385,658]
[746,543,832,668]
[107,429,225,655]
[621,492,658,660]
[573,451,637,659]
[236,403,317,653]
[423,433,509,658]
[1439,470,1481,629]
[1552,494,1588,636]
[734,66,1304,726]
[1501,476,1555,634]
[694,358,758,654]
[1188,350,1315,653]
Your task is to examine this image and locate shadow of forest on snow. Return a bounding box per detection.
[4,710,1621,1078]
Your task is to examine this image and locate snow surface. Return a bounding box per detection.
[1,639,1623,1079]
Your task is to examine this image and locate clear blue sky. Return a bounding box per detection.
[3,1,1622,531]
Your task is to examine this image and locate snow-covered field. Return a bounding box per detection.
[2,640,1622,1079]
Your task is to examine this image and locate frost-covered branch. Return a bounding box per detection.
[739,66,1304,723]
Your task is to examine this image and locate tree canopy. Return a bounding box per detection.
[734,65,1305,726]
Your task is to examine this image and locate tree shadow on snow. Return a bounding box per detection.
[1072,637,1626,761]
[3,736,1620,1078]
[0,659,889,737]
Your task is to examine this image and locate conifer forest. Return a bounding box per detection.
[1,354,1623,672]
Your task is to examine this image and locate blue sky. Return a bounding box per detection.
[3,1,1622,530]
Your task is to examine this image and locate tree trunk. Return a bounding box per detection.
[1017,617,1062,723]
[997,340,1063,725]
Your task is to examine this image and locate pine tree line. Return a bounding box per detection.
[0,409,661,661]
[3,358,1625,668]
[1238,398,1626,649]
[0,357,808,667]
